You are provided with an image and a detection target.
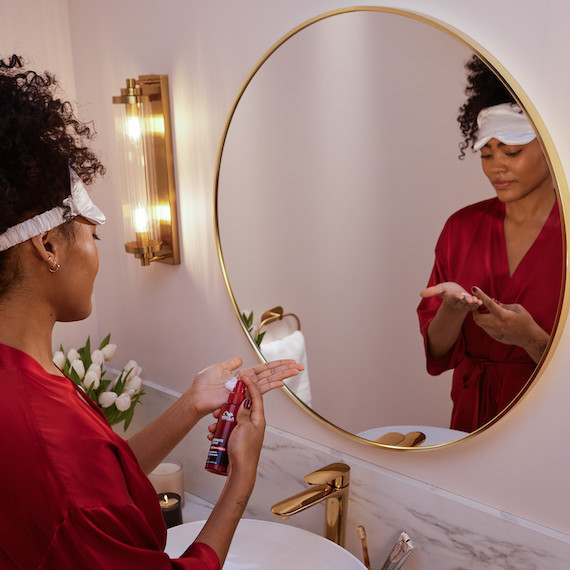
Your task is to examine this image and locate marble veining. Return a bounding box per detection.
[124,383,570,569]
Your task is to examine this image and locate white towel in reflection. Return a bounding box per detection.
[260,330,312,405]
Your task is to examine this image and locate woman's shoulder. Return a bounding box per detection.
[447,197,500,222]
[440,198,501,232]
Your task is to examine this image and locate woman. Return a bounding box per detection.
[0,55,303,568]
[417,55,562,433]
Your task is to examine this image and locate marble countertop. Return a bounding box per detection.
[181,491,214,524]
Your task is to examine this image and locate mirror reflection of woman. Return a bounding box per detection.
[417,56,562,433]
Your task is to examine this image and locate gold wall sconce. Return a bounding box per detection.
[112,75,180,266]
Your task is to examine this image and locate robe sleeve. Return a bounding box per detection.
[417,218,466,375]
[40,504,220,570]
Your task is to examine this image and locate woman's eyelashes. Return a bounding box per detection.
[480,149,523,160]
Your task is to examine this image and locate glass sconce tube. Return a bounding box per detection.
[112,76,180,266]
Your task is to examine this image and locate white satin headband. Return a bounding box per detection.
[0,167,106,252]
[473,102,536,151]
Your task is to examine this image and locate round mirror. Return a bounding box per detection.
[215,7,567,448]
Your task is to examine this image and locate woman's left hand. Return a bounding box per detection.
[471,286,549,362]
[188,357,303,417]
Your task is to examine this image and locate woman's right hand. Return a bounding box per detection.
[420,282,483,313]
[226,374,266,479]
[195,374,267,565]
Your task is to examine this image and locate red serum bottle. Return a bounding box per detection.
[205,379,246,475]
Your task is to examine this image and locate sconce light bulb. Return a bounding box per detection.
[134,206,150,233]
[126,115,142,141]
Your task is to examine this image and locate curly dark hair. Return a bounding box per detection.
[457,55,516,158]
[0,55,105,295]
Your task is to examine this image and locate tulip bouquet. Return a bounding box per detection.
[53,334,145,431]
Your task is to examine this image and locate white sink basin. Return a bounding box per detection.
[166,518,366,569]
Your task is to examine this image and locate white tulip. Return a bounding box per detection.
[115,393,132,412]
[53,350,66,369]
[123,360,141,382]
[123,388,136,397]
[67,348,80,363]
[87,363,101,381]
[71,359,85,380]
[99,391,117,408]
[125,375,142,394]
[101,343,117,361]
[83,369,100,390]
[91,350,105,366]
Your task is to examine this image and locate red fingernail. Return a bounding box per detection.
[244,399,251,410]
[471,287,478,293]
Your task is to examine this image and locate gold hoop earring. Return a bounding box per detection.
[48,260,61,273]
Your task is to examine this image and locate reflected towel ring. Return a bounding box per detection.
[257,306,301,335]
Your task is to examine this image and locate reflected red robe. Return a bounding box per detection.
[417,198,563,432]
[0,344,219,569]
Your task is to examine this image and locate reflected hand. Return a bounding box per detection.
[420,282,483,313]
[471,286,549,362]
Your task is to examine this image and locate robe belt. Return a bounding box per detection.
[452,354,534,432]
[459,354,533,389]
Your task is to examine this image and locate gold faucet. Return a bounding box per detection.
[270,463,350,547]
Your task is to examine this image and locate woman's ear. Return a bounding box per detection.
[30,231,57,266]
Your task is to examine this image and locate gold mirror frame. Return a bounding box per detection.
[214,6,569,449]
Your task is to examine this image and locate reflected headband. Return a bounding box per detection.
[473,103,536,151]
[0,167,106,252]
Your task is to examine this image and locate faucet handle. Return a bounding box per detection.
[304,462,350,487]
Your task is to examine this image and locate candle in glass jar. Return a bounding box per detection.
[148,460,184,506]
[158,492,182,528]
[160,494,178,507]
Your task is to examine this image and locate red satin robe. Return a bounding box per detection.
[0,344,219,570]
[417,198,563,432]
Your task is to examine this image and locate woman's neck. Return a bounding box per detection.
[504,181,556,226]
[502,182,557,276]
[0,298,59,374]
